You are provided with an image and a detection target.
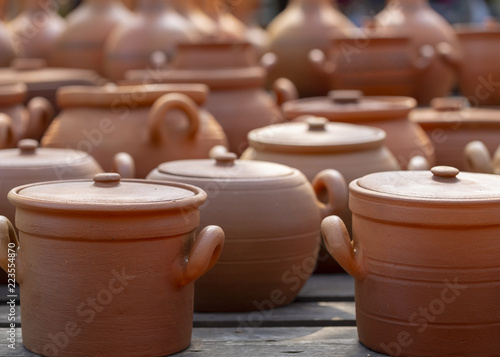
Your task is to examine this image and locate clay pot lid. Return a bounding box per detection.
[0,59,102,88]
[355,166,500,202]
[247,116,386,154]
[0,139,93,168]
[9,173,205,212]
[411,97,500,126]
[0,81,27,105]
[58,83,209,108]
[157,153,294,179]
[282,90,416,122]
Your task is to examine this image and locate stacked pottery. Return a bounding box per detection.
[455,18,500,106]
[125,43,291,155]
[40,83,228,178]
[411,97,500,170]
[147,153,348,311]
[0,81,53,147]
[52,0,132,75]
[322,166,500,356]
[0,173,224,356]
[7,0,66,65]
[104,0,200,81]
[266,0,356,97]
[281,90,435,169]
[366,0,462,105]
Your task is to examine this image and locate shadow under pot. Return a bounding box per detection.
[147,153,348,312]
[322,166,500,357]
[281,90,436,170]
[411,97,500,170]
[0,173,224,357]
[40,83,228,178]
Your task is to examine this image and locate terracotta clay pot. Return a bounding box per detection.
[52,0,132,75]
[104,0,199,82]
[411,96,500,170]
[322,166,500,356]
[367,0,462,105]
[0,58,104,115]
[0,81,53,147]
[0,173,224,357]
[282,90,435,169]
[266,0,356,97]
[240,116,399,272]
[199,0,246,41]
[232,0,269,57]
[173,0,218,39]
[41,83,228,178]
[309,33,435,97]
[7,0,66,65]
[0,17,15,66]
[125,63,289,155]
[147,153,347,311]
[455,19,500,106]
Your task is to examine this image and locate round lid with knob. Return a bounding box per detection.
[246,116,387,153]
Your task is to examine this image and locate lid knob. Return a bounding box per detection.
[93,173,121,186]
[18,139,38,154]
[431,166,459,178]
[329,90,363,104]
[307,116,328,131]
[215,152,237,166]
[431,97,469,112]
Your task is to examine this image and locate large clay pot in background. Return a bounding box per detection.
[322,166,500,356]
[282,90,435,169]
[41,83,228,178]
[0,81,53,147]
[173,0,217,39]
[266,0,356,98]
[126,62,289,155]
[200,0,246,41]
[52,0,132,75]
[0,14,15,66]
[411,97,500,170]
[0,173,224,356]
[232,0,269,57]
[368,0,462,105]
[455,19,500,106]
[104,0,199,82]
[147,154,347,311]
[7,0,66,65]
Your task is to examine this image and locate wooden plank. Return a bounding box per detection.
[0,327,388,357]
[297,274,355,302]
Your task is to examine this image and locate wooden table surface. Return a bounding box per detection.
[0,275,388,356]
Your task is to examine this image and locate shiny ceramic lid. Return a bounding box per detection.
[157,153,295,179]
[282,90,416,122]
[9,173,204,212]
[0,139,94,169]
[247,116,386,153]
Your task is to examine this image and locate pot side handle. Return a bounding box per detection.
[435,41,462,72]
[148,93,200,145]
[111,152,136,179]
[312,169,348,219]
[177,226,225,288]
[0,114,15,149]
[308,49,336,75]
[26,96,54,140]
[273,77,298,107]
[407,155,430,171]
[0,216,23,284]
[321,216,366,280]
[464,140,493,174]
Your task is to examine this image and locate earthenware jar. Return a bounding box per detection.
[7,0,66,65]
[368,0,462,105]
[0,16,15,66]
[104,0,199,81]
[0,173,224,357]
[411,97,500,170]
[41,83,227,178]
[147,153,347,311]
[0,58,103,114]
[322,166,500,356]
[282,91,435,169]
[232,0,269,57]
[125,63,288,155]
[200,0,246,41]
[0,81,53,146]
[52,0,132,75]
[173,0,217,39]
[309,34,434,97]
[266,0,356,97]
[455,18,500,106]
